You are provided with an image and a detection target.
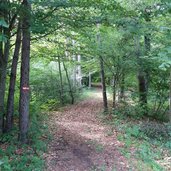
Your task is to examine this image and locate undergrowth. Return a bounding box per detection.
[105,110,171,171]
[0,103,51,171]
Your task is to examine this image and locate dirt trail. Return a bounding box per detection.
[45,91,130,171]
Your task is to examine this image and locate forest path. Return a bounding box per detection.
[45,90,130,171]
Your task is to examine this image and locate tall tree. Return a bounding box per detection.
[100,57,108,112]
[0,0,10,133]
[135,34,148,113]
[57,56,64,105]
[19,0,31,143]
[97,25,108,112]
[63,60,74,104]
[6,22,21,132]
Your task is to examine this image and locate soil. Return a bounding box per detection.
[45,90,130,171]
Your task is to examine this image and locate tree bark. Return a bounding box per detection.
[89,72,91,88]
[0,36,10,133]
[76,54,82,87]
[96,26,108,112]
[138,71,147,106]
[169,69,171,122]
[63,61,74,104]
[141,8,151,114]
[119,73,125,101]
[57,56,64,105]
[135,35,148,114]
[144,28,151,94]
[72,40,77,87]
[100,56,108,112]
[112,75,116,109]
[0,0,10,133]
[0,62,7,133]
[19,0,31,143]
[6,23,21,132]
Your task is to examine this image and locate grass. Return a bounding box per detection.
[104,112,171,171]
[85,140,104,153]
[78,87,100,99]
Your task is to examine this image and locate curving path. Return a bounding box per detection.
[45,90,130,171]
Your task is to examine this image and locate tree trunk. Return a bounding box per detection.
[119,73,125,101]
[97,24,108,112]
[144,8,151,59]
[76,54,82,87]
[142,8,151,114]
[112,75,116,109]
[72,40,77,87]
[0,25,3,133]
[63,61,74,104]
[100,56,108,112]
[144,32,151,93]
[19,0,31,143]
[6,23,21,132]
[138,71,147,106]
[169,69,171,122]
[135,35,148,114]
[89,72,91,88]
[0,65,7,133]
[0,0,10,133]
[0,37,10,133]
[58,56,64,105]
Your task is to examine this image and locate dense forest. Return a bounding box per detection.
[0,0,171,170]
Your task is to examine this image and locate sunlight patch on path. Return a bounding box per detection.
[57,121,123,148]
[84,88,112,101]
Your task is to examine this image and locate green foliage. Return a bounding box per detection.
[0,18,9,43]
[0,34,8,43]
[2,0,171,170]
[140,122,171,140]
[158,46,171,71]
[0,101,50,171]
[0,157,12,171]
[126,125,140,138]
[0,18,9,28]
[112,104,146,119]
[40,99,60,111]
[135,144,164,171]
[104,108,171,170]
[30,60,80,109]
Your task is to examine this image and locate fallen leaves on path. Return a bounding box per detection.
[45,91,130,171]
